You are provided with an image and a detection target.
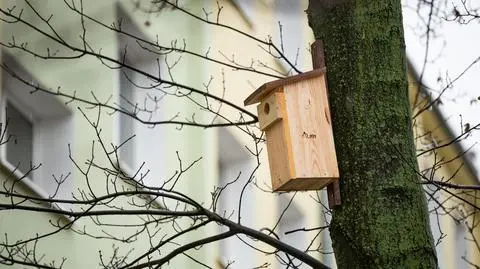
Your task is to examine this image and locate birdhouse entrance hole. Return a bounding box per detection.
[264,102,270,115]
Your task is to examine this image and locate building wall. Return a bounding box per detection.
[0,0,213,268]
[409,68,479,269]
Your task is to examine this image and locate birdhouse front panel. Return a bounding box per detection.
[244,69,339,192]
[262,98,293,190]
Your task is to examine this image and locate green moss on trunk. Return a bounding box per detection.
[307,1,437,268]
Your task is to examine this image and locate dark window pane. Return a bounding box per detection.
[6,102,33,175]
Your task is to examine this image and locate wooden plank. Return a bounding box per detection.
[311,40,326,69]
[244,68,326,106]
[267,121,291,190]
[281,90,297,190]
[283,76,339,181]
[311,40,342,208]
[276,177,335,191]
[265,92,295,191]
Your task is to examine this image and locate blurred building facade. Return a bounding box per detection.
[0,0,477,268]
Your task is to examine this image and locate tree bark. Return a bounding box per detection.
[307,1,438,268]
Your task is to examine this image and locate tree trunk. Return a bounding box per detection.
[306,1,438,268]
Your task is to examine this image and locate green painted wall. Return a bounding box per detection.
[0,0,210,267]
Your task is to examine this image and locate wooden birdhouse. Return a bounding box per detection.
[244,68,339,191]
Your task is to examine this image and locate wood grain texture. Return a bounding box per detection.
[283,75,339,182]
[257,92,284,131]
[245,62,339,191]
[264,94,293,190]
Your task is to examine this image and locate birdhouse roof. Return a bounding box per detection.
[244,68,326,105]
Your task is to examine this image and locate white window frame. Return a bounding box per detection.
[116,59,166,187]
[0,52,73,202]
[115,7,166,189]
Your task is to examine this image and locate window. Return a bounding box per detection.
[117,59,165,187]
[5,101,33,175]
[116,7,166,188]
[274,0,305,74]
[277,196,308,268]
[453,205,468,269]
[217,128,255,268]
[0,52,73,200]
[118,64,136,171]
[455,220,468,269]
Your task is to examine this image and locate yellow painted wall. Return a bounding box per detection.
[409,68,479,268]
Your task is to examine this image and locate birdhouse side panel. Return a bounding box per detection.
[283,75,339,179]
[265,119,295,190]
